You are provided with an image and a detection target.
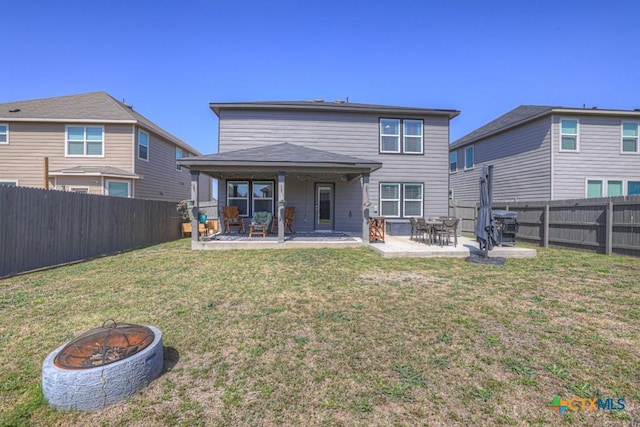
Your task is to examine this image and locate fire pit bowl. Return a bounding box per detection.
[42,321,163,411]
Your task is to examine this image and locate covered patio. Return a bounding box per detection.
[177,143,382,247]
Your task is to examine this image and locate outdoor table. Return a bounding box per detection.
[423,219,444,245]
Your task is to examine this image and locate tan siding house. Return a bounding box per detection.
[0,92,210,201]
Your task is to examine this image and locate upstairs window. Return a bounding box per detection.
[66,126,103,156]
[138,130,149,161]
[403,120,423,153]
[0,124,8,144]
[176,147,183,171]
[622,122,639,153]
[380,119,423,154]
[380,119,400,153]
[464,145,474,169]
[450,151,457,172]
[560,119,579,151]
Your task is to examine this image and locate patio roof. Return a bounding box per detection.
[48,166,141,179]
[178,143,383,178]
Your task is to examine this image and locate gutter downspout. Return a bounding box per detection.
[550,115,554,200]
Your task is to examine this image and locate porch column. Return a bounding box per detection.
[191,170,200,243]
[278,171,285,243]
[362,173,370,242]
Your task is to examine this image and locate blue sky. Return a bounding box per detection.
[4,0,640,155]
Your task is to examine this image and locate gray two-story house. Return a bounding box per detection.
[180,100,459,241]
[450,105,640,202]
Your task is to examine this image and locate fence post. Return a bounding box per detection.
[605,201,613,255]
[543,204,549,248]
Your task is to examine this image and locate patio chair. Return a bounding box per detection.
[415,217,432,244]
[271,206,296,234]
[409,217,419,241]
[249,211,272,238]
[222,206,245,234]
[434,218,459,247]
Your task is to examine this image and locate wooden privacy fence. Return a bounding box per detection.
[451,196,640,256]
[0,186,183,278]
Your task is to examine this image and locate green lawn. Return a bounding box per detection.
[1,240,638,426]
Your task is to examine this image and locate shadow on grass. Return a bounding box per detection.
[162,346,180,374]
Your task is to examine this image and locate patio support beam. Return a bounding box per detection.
[191,170,200,243]
[278,171,285,243]
[362,173,370,242]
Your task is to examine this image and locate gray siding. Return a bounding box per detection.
[218,110,451,231]
[552,115,640,200]
[450,117,552,202]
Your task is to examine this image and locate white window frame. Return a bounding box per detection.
[106,179,131,198]
[621,121,639,154]
[403,183,424,217]
[450,151,457,173]
[380,183,401,218]
[0,124,8,145]
[464,145,474,170]
[0,179,18,186]
[252,181,275,215]
[176,147,183,171]
[138,130,149,161]
[560,118,579,152]
[65,125,104,157]
[380,119,401,153]
[227,180,250,217]
[69,187,89,194]
[403,119,424,154]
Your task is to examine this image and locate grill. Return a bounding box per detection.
[493,210,519,247]
[53,320,155,370]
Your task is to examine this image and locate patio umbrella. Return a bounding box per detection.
[475,165,497,257]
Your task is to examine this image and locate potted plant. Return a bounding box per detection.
[198,209,208,224]
[176,200,192,222]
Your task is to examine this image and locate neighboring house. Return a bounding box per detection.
[449,105,640,202]
[179,100,459,239]
[0,92,210,201]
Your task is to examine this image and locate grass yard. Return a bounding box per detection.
[1,240,639,426]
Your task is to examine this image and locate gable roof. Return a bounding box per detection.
[179,142,382,171]
[210,100,460,119]
[451,104,640,150]
[0,92,201,155]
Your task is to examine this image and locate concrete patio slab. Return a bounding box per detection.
[369,235,537,258]
[191,232,537,258]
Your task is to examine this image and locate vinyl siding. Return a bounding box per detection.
[552,115,640,199]
[0,122,131,189]
[450,117,551,202]
[53,176,108,195]
[218,110,451,230]
[133,126,211,202]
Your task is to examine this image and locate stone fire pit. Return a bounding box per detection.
[42,321,163,411]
